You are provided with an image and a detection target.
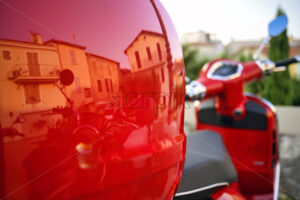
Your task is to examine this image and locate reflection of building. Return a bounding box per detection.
[44,39,93,108]
[226,40,263,58]
[0,33,123,126]
[86,53,120,103]
[0,35,65,126]
[124,30,167,73]
[124,30,169,119]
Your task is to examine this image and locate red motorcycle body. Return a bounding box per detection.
[194,60,279,199]
[0,0,186,199]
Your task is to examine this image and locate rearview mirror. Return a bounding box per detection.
[268,15,288,37]
[185,76,191,84]
[59,69,74,86]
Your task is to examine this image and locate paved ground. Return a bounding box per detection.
[184,103,300,199]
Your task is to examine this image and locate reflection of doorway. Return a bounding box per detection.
[27,52,40,76]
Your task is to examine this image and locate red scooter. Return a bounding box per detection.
[177,15,300,200]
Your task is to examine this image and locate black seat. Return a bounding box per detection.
[175,130,237,200]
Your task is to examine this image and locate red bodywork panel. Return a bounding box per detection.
[0,0,186,199]
[211,183,246,200]
[196,95,278,195]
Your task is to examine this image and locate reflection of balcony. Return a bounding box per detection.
[8,64,60,84]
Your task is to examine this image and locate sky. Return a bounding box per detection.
[160,0,300,44]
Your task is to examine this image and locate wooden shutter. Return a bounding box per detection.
[97,80,102,92]
[27,52,40,76]
[135,51,142,69]
[24,84,41,104]
[156,43,162,61]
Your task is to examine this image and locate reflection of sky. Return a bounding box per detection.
[161,0,300,44]
[0,0,182,69]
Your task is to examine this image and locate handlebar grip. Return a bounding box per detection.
[275,57,299,67]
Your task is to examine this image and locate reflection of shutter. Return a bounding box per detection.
[110,79,113,92]
[157,43,162,61]
[146,47,152,60]
[27,52,40,76]
[75,77,81,93]
[70,50,77,65]
[135,51,142,69]
[161,67,165,82]
[97,80,102,92]
[3,51,11,60]
[105,79,109,92]
[84,88,92,98]
[24,84,41,104]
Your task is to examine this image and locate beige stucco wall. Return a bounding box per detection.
[126,33,166,73]
[87,55,119,104]
[0,40,65,126]
[51,43,93,108]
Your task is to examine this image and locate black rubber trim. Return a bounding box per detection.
[198,99,267,130]
[275,58,298,67]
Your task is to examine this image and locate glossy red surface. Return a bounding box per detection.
[195,60,278,196]
[197,60,263,116]
[0,0,186,199]
[211,184,246,200]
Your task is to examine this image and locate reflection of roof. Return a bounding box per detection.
[124,30,164,54]
[45,39,86,49]
[0,39,55,48]
[86,52,119,65]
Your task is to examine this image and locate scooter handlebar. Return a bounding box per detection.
[275,55,300,67]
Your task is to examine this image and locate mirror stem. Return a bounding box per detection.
[253,35,271,60]
[55,81,74,107]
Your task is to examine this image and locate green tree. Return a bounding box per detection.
[263,8,293,105]
[183,44,209,80]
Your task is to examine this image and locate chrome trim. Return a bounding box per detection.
[175,182,229,197]
[244,92,276,113]
[273,163,280,200]
[256,59,275,76]
[253,35,270,60]
[186,80,206,100]
[207,61,243,81]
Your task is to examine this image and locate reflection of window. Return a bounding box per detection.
[84,88,92,98]
[161,67,165,82]
[135,51,142,69]
[110,79,113,92]
[105,78,109,92]
[105,78,113,92]
[2,50,11,60]
[97,80,102,92]
[157,43,162,61]
[146,47,152,60]
[70,50,77,65]
[75,77,81,93]
[24,84,41,104]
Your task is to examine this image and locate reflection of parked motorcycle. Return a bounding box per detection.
[179,15,300,200]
